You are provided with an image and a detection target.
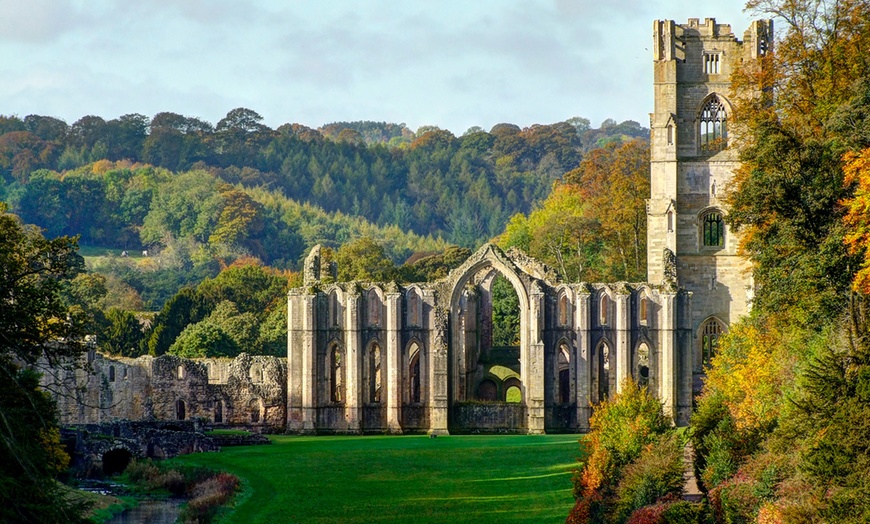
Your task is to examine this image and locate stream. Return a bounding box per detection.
[78,480,184,524]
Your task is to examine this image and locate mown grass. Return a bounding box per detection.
[170,434,582,524]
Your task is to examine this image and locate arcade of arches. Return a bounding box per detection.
[287,243,696,434]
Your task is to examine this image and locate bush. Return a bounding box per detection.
[181,472,240,523]
[615,433,686,521]
[568,378,675,523]
[625,498,706,524]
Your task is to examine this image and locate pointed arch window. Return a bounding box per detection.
[702,319,724,366]
[637,343,650,387]
[702,210,725,247]
[558,343,571,404]
[559,294,569,326]
[639,296,649,326]
[599,294,610,326]
[700,96,727,152]
[330,346,343,403]
[369,343,382,403]
[409,344,421,404]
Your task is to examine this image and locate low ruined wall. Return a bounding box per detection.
[44,352,287,432]
[451,402,527,433]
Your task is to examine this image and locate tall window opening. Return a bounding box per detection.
[637,343,650,387]
[409,344,421,404]
[703,211,725,247]
[369,343,382,403]
[368,290,381,326]
[249,399,260,423]
[700,96,727,151]
[108,366,115,382]
[702,319,724,366]
[329,291,339,327]
[599,294,610,326]
[558,343,571,404]
[407,289,421,327]
[175,399,186,421]
[330,346,343,403]
[639,296,649,325]
[559,294,569,326]
[213,398,223,423]
[599,343,611,401]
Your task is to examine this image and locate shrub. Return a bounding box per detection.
[615,433,686,522]
[181,472,240,523]
[569,378,674,523]
[625,497,705,524]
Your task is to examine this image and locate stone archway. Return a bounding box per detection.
[102,448,133,476]
[444,244,545,433]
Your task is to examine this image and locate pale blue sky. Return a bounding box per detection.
[1,1,756,134]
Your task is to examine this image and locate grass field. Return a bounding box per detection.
[170,434,582,524]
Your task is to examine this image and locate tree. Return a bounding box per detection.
[100,308,145,357]
[0,203,90,522]
[334,237,396,282]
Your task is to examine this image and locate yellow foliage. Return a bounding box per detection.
[39,427,70,474]
[703,319,793,431]
[90,159,115,175]
[841,148,870,294]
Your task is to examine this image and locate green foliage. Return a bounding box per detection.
[334,236,396,281]
[146,287,213,355]
[614,433,686,522]
[100,308,145,357]
[397,245,470,282]
[491,274,520,347]
[168,321,239,358]
[0,206,90,522]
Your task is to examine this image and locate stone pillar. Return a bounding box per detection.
[615,292,631,393]
[526,282,545,435]
[429,306,449,435]
[286,293,300,431]
[344,293,362,433]
[385,292,403,434]
[300,294,317,433]
[659,293,678,421]
[574,288,592,430]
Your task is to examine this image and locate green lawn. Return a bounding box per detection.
[170,434,582,523]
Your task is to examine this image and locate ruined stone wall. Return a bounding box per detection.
[44,352,286,432]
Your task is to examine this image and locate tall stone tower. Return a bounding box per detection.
[648,18,771,387]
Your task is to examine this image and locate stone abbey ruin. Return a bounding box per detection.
[45,18,769,435]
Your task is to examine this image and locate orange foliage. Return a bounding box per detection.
[841,147,870,294]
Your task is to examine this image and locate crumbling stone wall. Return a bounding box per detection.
[44,351,286,433]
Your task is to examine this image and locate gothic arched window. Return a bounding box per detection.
[599,294,610,326]
[369,343,382,403]
[702,210,725,247]
[409,344,421,404]
[330,345,343,403]
[702,319,724,366]
[700,96,727,152]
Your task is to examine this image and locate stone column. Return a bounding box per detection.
[659,293,677,421]
[574,288,592,430]
[385,292,403,433]
[615,292,631,393]
[344,293,362,433]
[428,306,449,435]
[300,294,317,433]
[526,282,546,434]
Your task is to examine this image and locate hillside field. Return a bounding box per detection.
[170,434,581,523]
